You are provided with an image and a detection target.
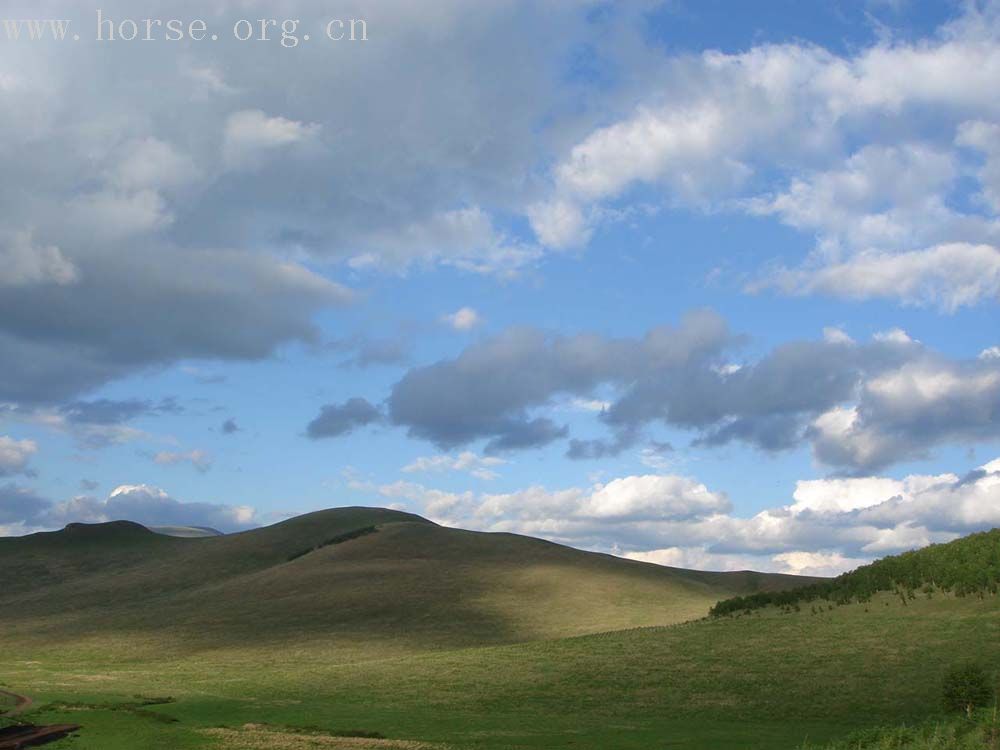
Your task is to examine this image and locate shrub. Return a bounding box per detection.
[942,662,995,717]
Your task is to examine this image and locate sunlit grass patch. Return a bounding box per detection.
[202,723,449,749]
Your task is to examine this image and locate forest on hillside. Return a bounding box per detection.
[711,529,1000,617]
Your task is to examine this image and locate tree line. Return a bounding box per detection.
[710,528,1000,617]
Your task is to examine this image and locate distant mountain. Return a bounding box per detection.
[149,525,224,538]
[0,506,821,652]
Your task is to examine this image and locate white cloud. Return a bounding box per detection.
[746,144,967,252]
[361,455,1000,576]
[584,475,731,521]
[0,483,259,536]
[527,199,592,249]
[375,472,731,526]
[402,451,506,480]
[9,408,149,450]
[68,189,173,240]
[980,346,1000,360]
[873,328,915,344]
[366,479,473,520]
[349,206,541,276]
[45,484,257,532]
[570,398,611,413]
[108,138,200,191]
[442,307,482,331]
[957,119,1000,212]
[0,231,77,287]
[0,436,37,476]
[180,61,237,97]
[626,548,868,577]
[810,358,1000,471]
[529,12,1000,307]
[758,244,1000,311]
[822,327,854,345]
[771,550,870,577]
[153,449,213,473]
[222,109,320,168]
[790,473,953,515]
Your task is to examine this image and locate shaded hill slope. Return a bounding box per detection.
[0,506,817,654]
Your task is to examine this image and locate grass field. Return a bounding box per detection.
[2,509,998,749]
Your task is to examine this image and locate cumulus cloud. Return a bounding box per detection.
[0,0,652,405]
[325,310,997,472]
[0,244,352,404]
[382,309,732,451]
[757,244,1000,311]
[0,436,37,477]
[222,109,320,168]
[527,199,591,249]
[306,398,384,439]
[373,471,731,527]
[365,456,1000,575]
[810,358,1000,471]
[531,8,1000,308]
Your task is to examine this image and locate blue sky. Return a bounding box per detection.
[1,0,999,575]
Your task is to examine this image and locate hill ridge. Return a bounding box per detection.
[0,505,822,654]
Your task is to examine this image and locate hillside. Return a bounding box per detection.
[3,573,998,749]
[0,506,816,657]
[1,520,998,749]
[710,528,1000,617]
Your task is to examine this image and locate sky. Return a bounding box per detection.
[1,0,999,576]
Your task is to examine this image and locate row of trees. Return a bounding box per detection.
[710,528,1000,617]
[285,525,378,562]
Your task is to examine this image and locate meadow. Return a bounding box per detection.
[2,510,998,749]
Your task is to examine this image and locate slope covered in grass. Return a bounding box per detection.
[3,589,998,749]
[800,709,1000,749]
[711,528,1000,617]
[8,513,997,749]
[0,506,815,656]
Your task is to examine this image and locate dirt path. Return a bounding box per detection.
[0,689,32,718]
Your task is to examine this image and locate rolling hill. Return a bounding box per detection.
[0,507,816,658]
[3,509,998,750]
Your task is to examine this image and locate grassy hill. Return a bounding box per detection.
[710,528,1000,617]
[2,509,998,750]
[0,507,814,658]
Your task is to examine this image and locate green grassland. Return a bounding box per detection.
[2,509,998,749]
[801,709,1000,750]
